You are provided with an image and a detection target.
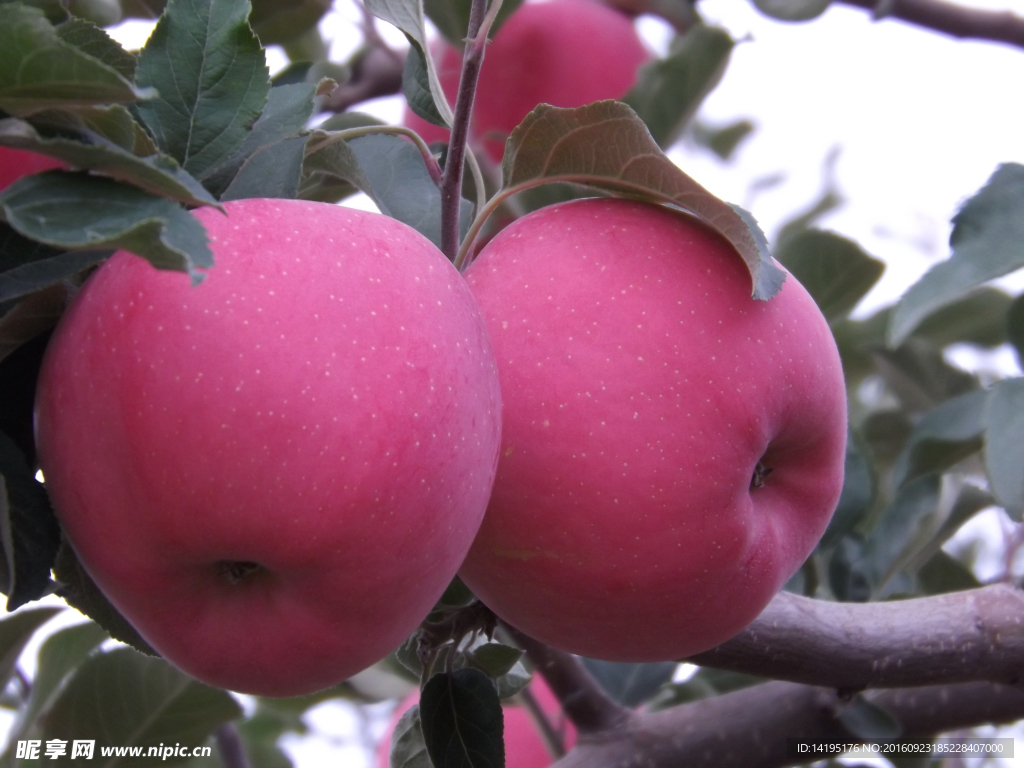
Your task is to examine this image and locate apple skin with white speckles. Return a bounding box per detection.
[34,198,502,696]
[459,198,846,661]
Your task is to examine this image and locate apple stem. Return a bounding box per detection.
[213,724,250,768]
[502,622,631,734]
[439,0,503,261]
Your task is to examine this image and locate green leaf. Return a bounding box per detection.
[836,694,901,740]
[623,25,733,149]
[982,377,1024,520]
[828,536,872,602]
[220,135,309,201]
[911,287,1012,349]
[41,648,242,759]
[52,540,157,657]
[752,0,832,21]
[1007,292,1024,365]
[0,432,60,610]
[31,104,157,156]
[0,284,65,365]
[390,704,433,768]
[0,4,152,116]
[55,17,136,81]
[0,117,221,208]
[420,668,504,768]
[500,101,784,300]
[402,42,447,128]
[892,388,988,488]
[689,118,755,161]
[1,222,109,304]
[0,172,212,282]
[579,659,676,708]
[364,0,453,126]
[0,620,108,764]
[819,428,875,549]
[889,163,1024,345]
[424,0,523,47]
[776,229,884,322]
[135,0,271,180]
[467,643,523,679]
[201,81,318,195]
[0,607,60,691]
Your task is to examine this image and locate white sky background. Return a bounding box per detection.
[9,2,1022,767]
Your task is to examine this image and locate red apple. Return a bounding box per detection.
[376,676,575,767]
[459,198,847,661]
[34,198,503,696]
[405,0,651,162]
[0,147,65,191]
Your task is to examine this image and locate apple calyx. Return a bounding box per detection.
[217,560,263,584]
[750,461,774,489]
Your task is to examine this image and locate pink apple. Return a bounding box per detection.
[405,0,651,162]
[34,198,502,696]
[0,147,65,191]
[376,676,576,768]
[459,198,847,661]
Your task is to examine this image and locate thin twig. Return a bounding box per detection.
[502,622,631,734]
[835,0,1024,50]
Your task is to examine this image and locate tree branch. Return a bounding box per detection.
[835,0,1024,50]
[552,679,1024,768]
[502,623,631,734]
[688,584,1024,689]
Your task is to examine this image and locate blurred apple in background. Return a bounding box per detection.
[0,147,66,191]
[404,0,651,163]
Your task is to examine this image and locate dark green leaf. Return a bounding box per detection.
[424,0,523,47]
[248,0,331,46]
[0,246,107,304]
[0,172,212,282]
[0,0,68,24]
[776,229,884,322]
[30,104,157,156]
[364,0,453,126]
[889,163,1024,345]
[316,112,386,132]
[54,17,136,81]
[202,82,318,196]
[907,483,993,573]
[916,550,980,595]
[135,0,271,180]
[437,576,474,607]
[0,432,60,610]
[689,118,755,161]
[220,135,309,201]
[837,695,901,740]
[623,24,733,148]
[52,539,158,657]
[828,536,872,602]
[752,0,832,21]
[41,648,242,760]
[420,667,504,768]
[0,4,152,116]
[0,620,108,764]
[860,409,913,462]
[0,607,60,690]
[649,667,761,709]
[862,474,941,595]
[0,117,221,208]
[871,339,977,413]
[983,377,1024,520]
[0,284,65,365]
[1008,293,1024,366]
[501,101,784,300]
[389,704,433,768]
[403,40,447,128]
[580,658,676,708]
[820,428,875,549]
[892,388,988,488]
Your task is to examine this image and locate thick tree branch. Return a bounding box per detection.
[689,584,1024,689]
[502,623,631,734]
[552,680,1024,768]
[836,0,1024,50]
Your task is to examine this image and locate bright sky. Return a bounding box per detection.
[32,2,1024,766]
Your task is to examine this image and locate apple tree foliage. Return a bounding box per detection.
[0,0,1021,765]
